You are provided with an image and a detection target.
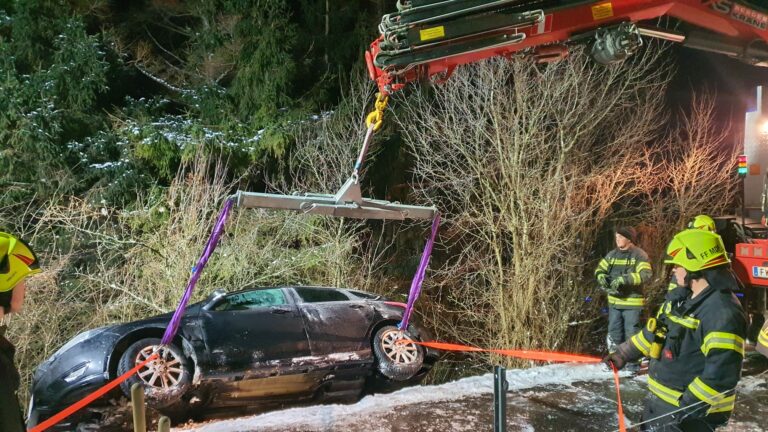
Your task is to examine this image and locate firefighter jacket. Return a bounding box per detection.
[620,268,747,418]
[758,320,768,358]
[594,245,652,309]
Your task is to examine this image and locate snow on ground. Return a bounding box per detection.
[176,364,629,432]
[177,360,768,432]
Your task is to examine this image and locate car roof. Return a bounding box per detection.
[225,285,383,299]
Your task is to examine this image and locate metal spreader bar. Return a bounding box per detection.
[231,176,436,221]
[232,94,435,221]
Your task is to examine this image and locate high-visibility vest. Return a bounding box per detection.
[0,232,41,292]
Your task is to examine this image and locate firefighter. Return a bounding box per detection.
[595,226,653,353]
[604,229,747,431]
[758,320,768,358]
[0,232,41,432]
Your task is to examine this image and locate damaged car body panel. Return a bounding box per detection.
[27,286,439,430]
[199,287,312,368]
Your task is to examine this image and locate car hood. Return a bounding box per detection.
[33,303,203,384]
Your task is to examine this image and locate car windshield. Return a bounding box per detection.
[215,288,287,311]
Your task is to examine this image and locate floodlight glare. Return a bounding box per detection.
[760,120,768,135]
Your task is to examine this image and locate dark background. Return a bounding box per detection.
[670,47,768,149]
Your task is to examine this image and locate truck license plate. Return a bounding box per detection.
[753,266,768,279]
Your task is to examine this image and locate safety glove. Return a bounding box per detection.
[597,274,609,288]
[602,351,626,370]
[602,342,635,371]
[609,276,624,291]
[603,277,624,296]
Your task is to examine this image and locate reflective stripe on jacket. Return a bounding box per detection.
[595,245,652,309]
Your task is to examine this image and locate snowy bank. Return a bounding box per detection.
[178,363,628,432]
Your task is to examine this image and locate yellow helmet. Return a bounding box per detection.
[664,229,729,272]
[0,232,41,292]
[687,214,716,232]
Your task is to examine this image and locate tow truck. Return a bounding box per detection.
[365,0,768,94]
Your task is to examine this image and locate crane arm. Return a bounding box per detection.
[366,0,768,94]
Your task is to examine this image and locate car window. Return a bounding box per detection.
[215,289,287,311]
[348,290,381,300]
[294,287,350,303]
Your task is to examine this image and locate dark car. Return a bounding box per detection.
[28,286,439,431]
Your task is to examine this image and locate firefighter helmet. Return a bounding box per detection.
[0,233,17,273]
[0,232,41,292]
[664,229,729,272]
[687,214,716,232]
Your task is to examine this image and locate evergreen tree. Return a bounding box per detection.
[0,4,108,202]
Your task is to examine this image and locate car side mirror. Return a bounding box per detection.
[202,289,227,311]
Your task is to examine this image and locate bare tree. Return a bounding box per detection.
[396,46,673,362]
[636,92,738,304]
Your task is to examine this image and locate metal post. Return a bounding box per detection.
[131,383,146,432]
[493,365,508,432]
[158,416,171,432]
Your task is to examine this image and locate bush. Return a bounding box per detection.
[397,47,735,365]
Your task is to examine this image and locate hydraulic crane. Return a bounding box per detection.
[233,1,768,222]
[366,0,768,94]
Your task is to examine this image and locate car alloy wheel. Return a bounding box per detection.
[135,345,185,389]
[380,328,420,365]
[372,325,424,381]
[118,337,192,409]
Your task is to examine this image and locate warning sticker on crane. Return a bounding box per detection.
[420,26,445,42]
[591,2,614,21]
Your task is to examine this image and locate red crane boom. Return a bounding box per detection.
[366,0,768,94]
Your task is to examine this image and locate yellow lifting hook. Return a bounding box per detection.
[365,92,389,132]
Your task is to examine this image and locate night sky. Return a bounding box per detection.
[668,45,768,150]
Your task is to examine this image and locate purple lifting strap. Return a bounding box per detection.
[399,213,440,330]
[161,199,234,345]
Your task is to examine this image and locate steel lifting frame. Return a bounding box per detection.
[230,112,436,221]
[231,176,436,221]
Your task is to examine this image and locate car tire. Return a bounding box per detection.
[372,325,424,381]
[117,338,192,409]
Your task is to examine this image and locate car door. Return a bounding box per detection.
[293,287,374,356]
[199,288,311,371]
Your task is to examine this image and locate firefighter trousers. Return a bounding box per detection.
[640,394,729,431]
[608,306,642,349]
